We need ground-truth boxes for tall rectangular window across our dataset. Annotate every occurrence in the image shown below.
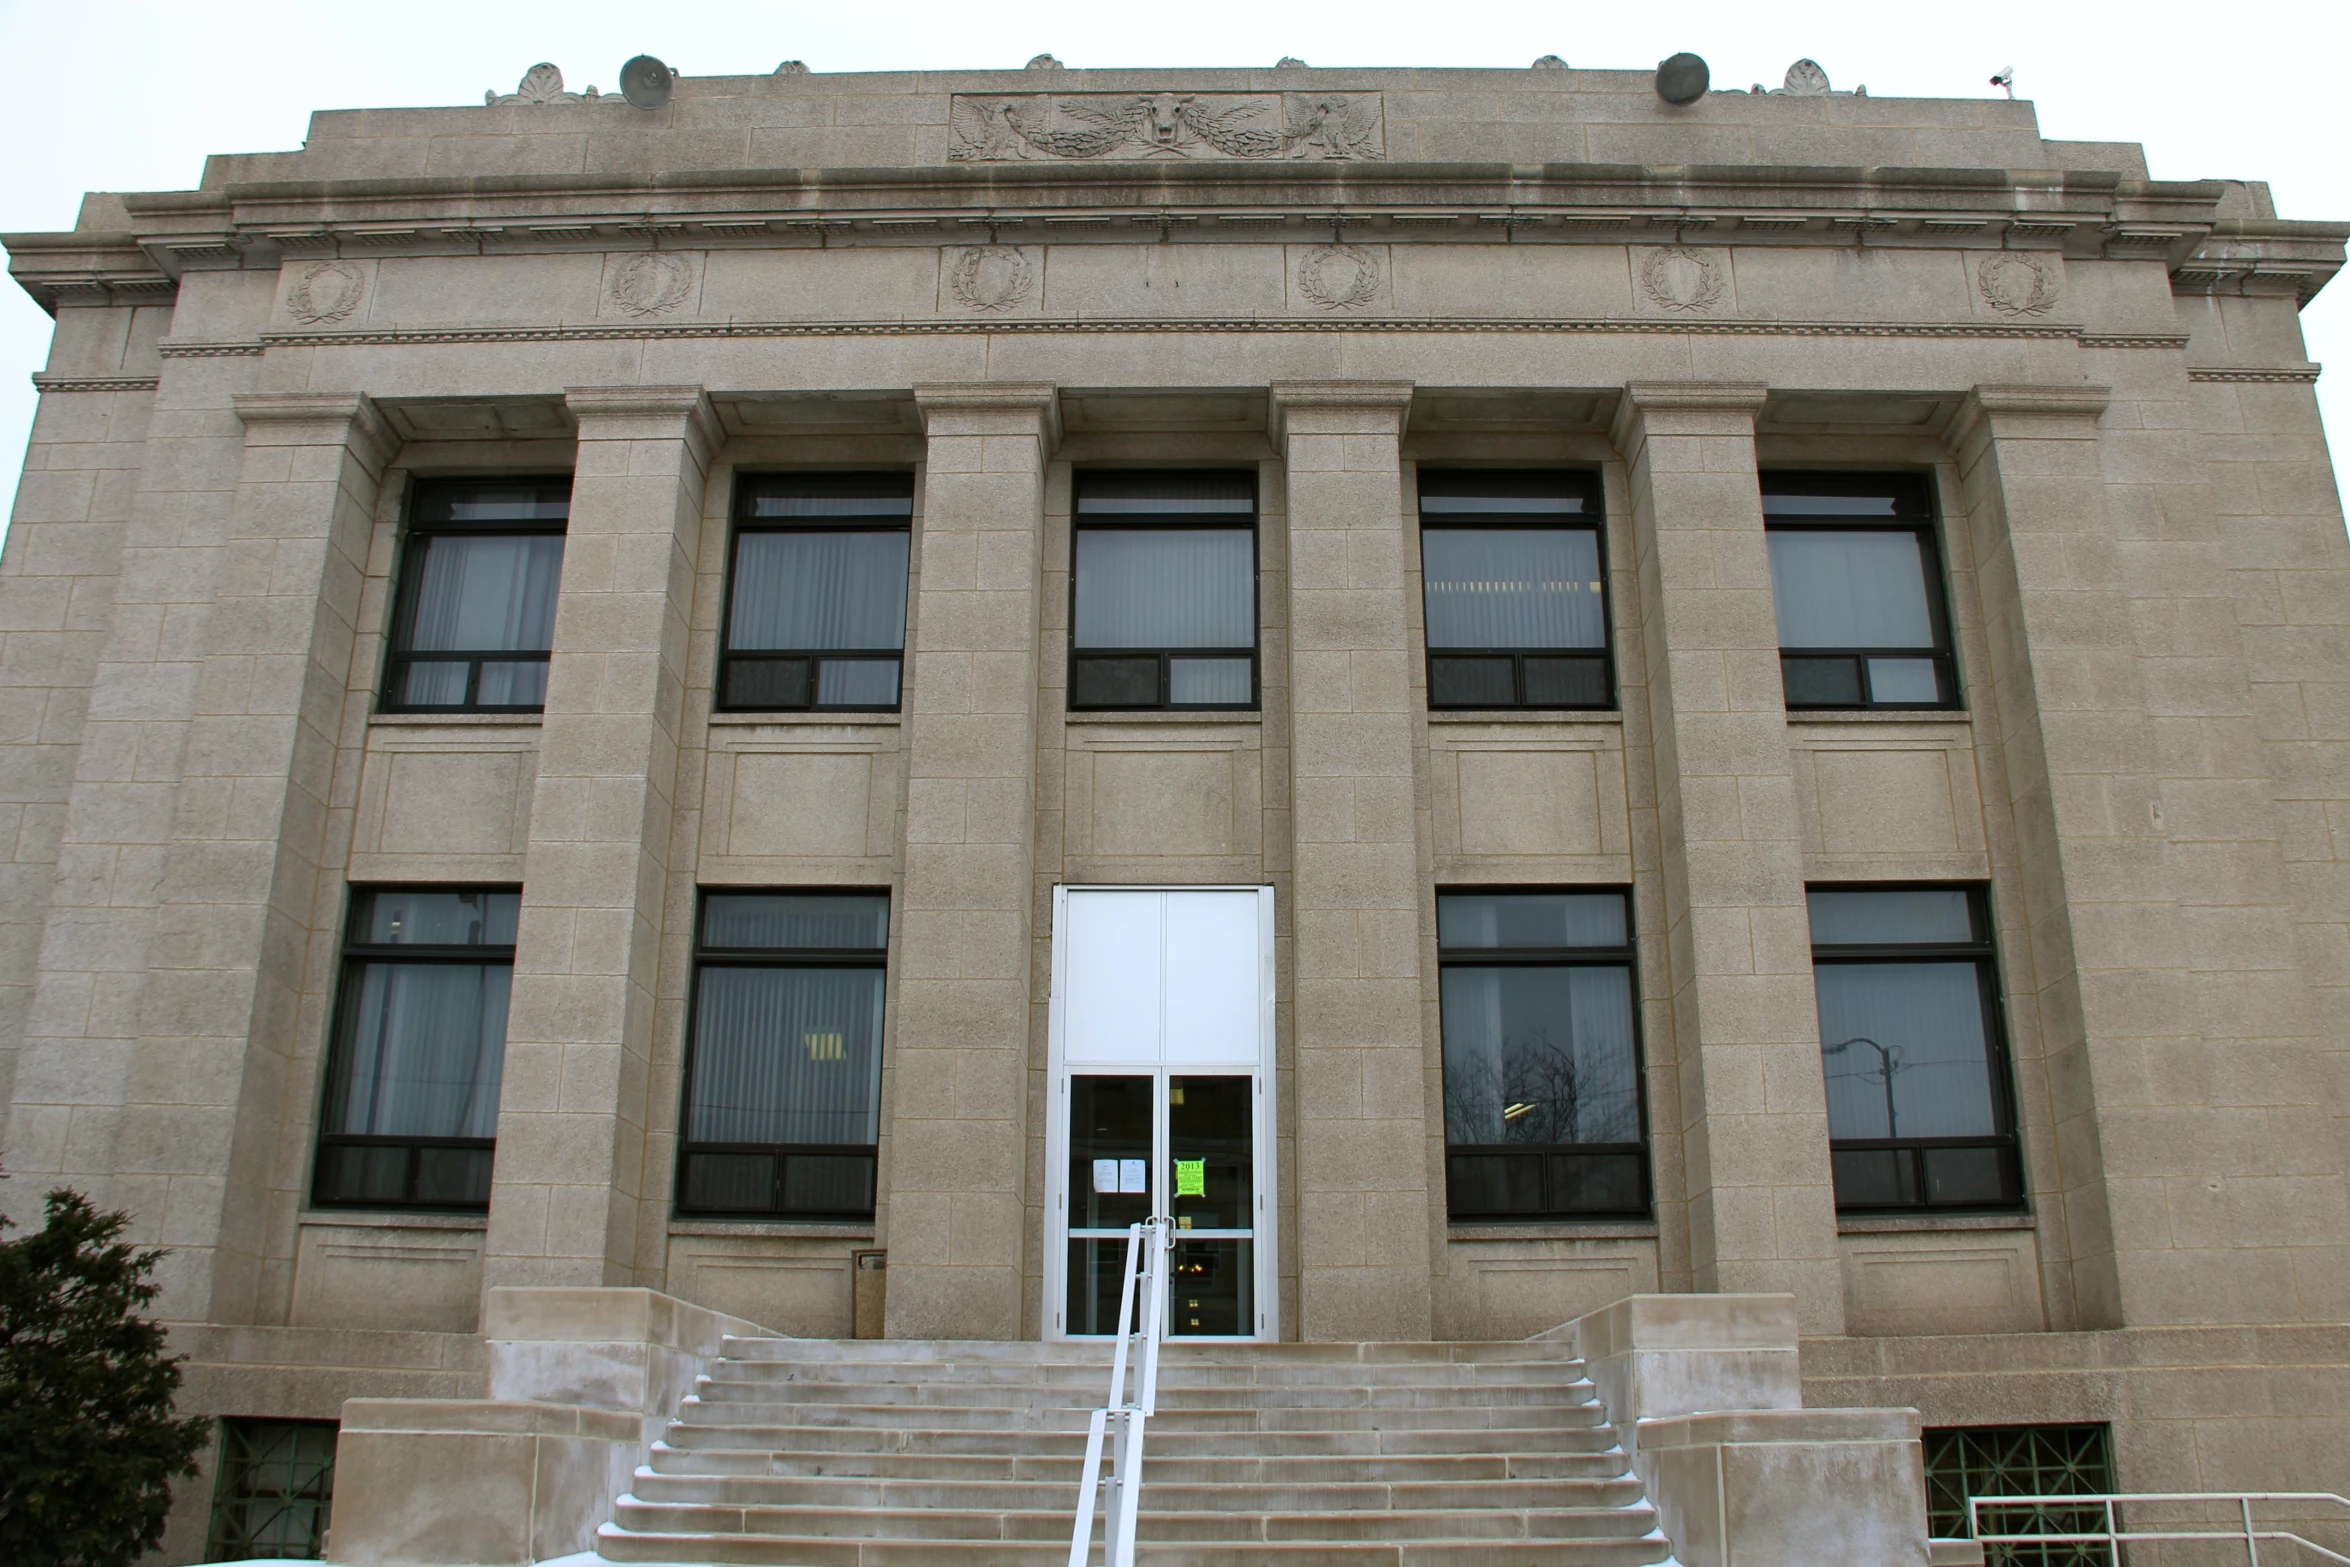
[1763,473,1958,710]
[721,472,914,711]
[1070,470,1257,711]
[1419,470,1612,709]
[206,1419,338,1562]
[383,478,569,713]
[679,892,889,1220]
[312,888,518,1211]
[1438,890,1647,1219]
[1809,886,2022,1212]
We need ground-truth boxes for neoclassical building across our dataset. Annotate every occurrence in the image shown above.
[4,50,2348,1566]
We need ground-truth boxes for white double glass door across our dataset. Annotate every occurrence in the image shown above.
[1046,886,1277,1342]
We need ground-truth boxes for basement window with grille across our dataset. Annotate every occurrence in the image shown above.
[1924,1423,2115,1566]
[206,1418,337,1562]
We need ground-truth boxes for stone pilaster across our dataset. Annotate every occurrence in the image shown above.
[1612,382,1844,1334]
[116,392,391,1322]
[483,387,716,1293]
[883,383,1056,1339]
[1949,384,2350,1328]
[1269,379,1435,1343]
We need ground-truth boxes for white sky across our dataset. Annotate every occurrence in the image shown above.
[2,0,2345,526]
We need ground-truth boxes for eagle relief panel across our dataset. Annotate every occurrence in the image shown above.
[948,91,1383,161]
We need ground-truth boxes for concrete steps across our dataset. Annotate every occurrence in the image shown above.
[592,1336,1675,1566]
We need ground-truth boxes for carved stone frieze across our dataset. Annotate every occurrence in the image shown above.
[1641,247,1724,312]
[1977,252,2058,316]
[947,91,1382,162]
[286,261,365,324]
[949,246,1034,312]
[1297,245,1381,310]
[610,253,695,316]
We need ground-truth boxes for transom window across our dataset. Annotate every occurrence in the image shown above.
[1438,890,1648,1220]
[720,472,914,712]
[383,477,568,713]
[1763,473,1958,710]
[1809,886,2022,1212]
[313,888,518,1212]
[679,892,890,1221]
[1419,470,1612,710]
[1069,470,1258,711]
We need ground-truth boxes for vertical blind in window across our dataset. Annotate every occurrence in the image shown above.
[385,479,569,712]
[1763,474,1956,710]
[314,888,519,1210]
[679,892,890,1220]
[722,473,915,711]
[1437,890,1647,1219]
[1418,471,1611,709]
[1808,886,2021,1211]
[1070,470,1258,710]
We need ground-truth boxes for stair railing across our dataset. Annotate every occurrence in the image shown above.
[1068,1215,1172,1567]
[1969,1490,2350,1564]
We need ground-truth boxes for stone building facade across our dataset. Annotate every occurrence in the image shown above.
[3,53,2348,1563]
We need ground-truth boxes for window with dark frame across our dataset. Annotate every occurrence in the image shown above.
[1069,470,1258,711]
[1808,885,2023,1213]
[312,888,517,1212]
[1924,1423,2115,1566]
[1438,890,1649,1220]
[1763,472,1959,710]
[1418,470,1613,710]
[720,472,915,712]
[678,892,889,1221]
[382,477,569,713]
[205,1418,338,1562]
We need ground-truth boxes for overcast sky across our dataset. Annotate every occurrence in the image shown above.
[2,0,2344,525]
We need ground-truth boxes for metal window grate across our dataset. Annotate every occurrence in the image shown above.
[1925,1423,2114,1567]
[206,1418,337,1562]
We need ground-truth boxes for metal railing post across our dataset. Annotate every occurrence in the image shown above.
[1069,1217,1171,1567]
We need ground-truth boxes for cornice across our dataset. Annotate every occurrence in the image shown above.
[30,373,160,393]
[2186,365,2321,383]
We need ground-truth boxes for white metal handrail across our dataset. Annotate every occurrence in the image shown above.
[1969,1491,2350,1565]
[1068,1216,1172,1567]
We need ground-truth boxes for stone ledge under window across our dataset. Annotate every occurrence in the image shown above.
[705,711,901,728]
[1786,709,1973,725]
[297,1208,488,1232]
[1064,709,1262,725]
[669,1219,877,1240]
[1838,1212,2035,1235]
[1427,709,1624,725]
[1448,1220,1658,1242]
[367,711,543,728]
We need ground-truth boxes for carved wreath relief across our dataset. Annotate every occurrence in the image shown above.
[949,92,1382,161]
[950,246,1033,312]
[611,253,695,316]
[1641,247,1723,312]
[1976,253,2058,316]
[286,261,365,324]
[1296,245,1381,310]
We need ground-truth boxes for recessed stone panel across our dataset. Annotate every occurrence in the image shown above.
[1811,747,1959,855]
[669,1242,854,1336]
[291,1222,484,1334]
[727,751,876,859]
[1456,748,1602,856]
[1091,748,1236,857]
[1841,1229,2045,1337]
[380,749,530,856]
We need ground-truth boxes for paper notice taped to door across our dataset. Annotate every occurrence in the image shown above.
[1175,1159,1206,1198]
[1092,1159,1119,1194]
[1119,1159,1147,1194]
